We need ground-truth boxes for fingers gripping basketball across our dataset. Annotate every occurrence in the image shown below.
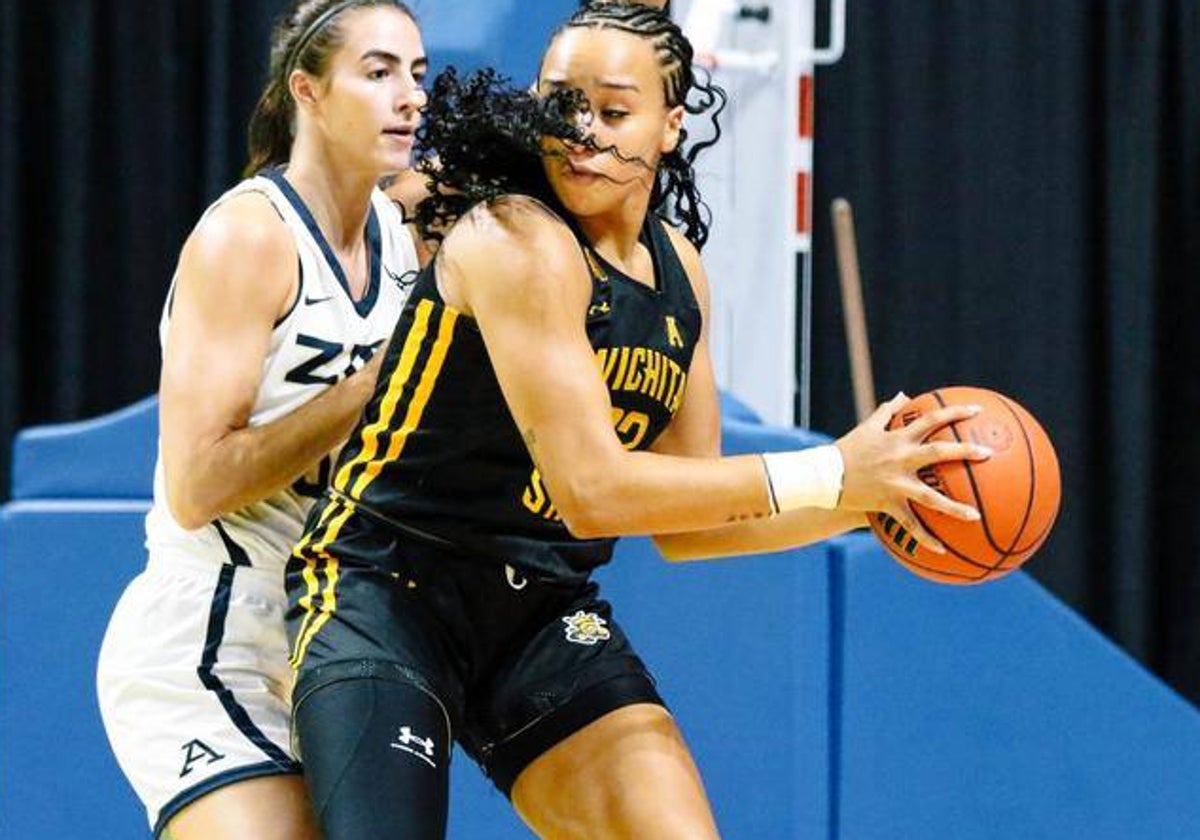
[868,386,1062,585]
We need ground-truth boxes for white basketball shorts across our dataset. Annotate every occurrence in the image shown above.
[97,553,301,836]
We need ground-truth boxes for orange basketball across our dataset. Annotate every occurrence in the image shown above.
[867,386,1061,584]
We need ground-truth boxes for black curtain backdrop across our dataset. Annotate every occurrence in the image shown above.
[2,2,1198,701]
[0,0,278,458]
[810,1,1200,698]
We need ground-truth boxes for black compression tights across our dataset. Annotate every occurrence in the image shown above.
[294,676,452,840]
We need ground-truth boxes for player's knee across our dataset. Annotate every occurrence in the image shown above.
[293,671,452,839]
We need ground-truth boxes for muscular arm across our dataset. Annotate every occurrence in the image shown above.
[159,194,382,529]
[440,199,789,540]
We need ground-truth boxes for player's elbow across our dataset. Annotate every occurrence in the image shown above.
[161,433,251,528]
[555,492,613,540]
[559,512,604,540]
[164,472,218,531]
[166,490,213,531]
[552,469,627,540]
[652,534,695,562]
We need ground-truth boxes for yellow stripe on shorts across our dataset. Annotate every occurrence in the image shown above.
[289,498,356,669]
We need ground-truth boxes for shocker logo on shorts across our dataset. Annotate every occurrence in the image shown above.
[562,610,611,646]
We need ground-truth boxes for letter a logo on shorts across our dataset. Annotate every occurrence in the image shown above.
[179,739,225,778]
[562,610,611,646]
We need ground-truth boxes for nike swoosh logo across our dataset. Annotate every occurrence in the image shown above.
[304,294,334,305]
[386,267,418,289]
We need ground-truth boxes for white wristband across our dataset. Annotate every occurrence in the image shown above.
[761,445,845,514]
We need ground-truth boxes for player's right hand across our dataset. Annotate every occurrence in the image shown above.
[835,392,991,552]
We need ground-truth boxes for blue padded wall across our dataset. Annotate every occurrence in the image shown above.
[6,387,1200,839]
[11,396,157,501]
[0,503,150,837]
[830,534,1200,840]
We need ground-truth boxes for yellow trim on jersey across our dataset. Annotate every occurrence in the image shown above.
[289,499,355,669]
[583,249,609,283]
[347,305,458,498]
[333,300,435,495]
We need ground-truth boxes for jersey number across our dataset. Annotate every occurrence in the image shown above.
[285,334,382,386]
[285,333,382,498]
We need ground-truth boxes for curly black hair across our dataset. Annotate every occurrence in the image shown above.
[413,0,725,249]
[410,67,589,236]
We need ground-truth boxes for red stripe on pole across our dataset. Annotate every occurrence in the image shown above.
[796,171,811,235]
[799,75,815,138]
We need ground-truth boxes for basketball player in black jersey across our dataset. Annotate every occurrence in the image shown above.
[285,3,991,837]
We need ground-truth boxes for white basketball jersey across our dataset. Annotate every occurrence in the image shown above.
[144,171,418,573]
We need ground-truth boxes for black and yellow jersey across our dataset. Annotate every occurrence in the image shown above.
[324,210,702,581]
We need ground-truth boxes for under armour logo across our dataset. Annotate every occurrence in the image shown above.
[391,725,437,768]
[179,739,225,778]
[588,301,612,319]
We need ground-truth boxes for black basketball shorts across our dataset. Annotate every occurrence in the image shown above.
[285,499,664,798]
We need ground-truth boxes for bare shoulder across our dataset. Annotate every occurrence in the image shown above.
[450,195,577,258]
[438,196,588,310]
[184,190,294,271]
[660,220,711,312]
[175,190,297,319]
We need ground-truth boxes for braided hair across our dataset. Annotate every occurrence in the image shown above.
[414,0,725,248]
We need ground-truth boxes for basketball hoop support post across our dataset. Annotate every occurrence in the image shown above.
[792,0,846,428]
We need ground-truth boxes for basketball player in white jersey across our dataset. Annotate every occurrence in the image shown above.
[96,3,426,837]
